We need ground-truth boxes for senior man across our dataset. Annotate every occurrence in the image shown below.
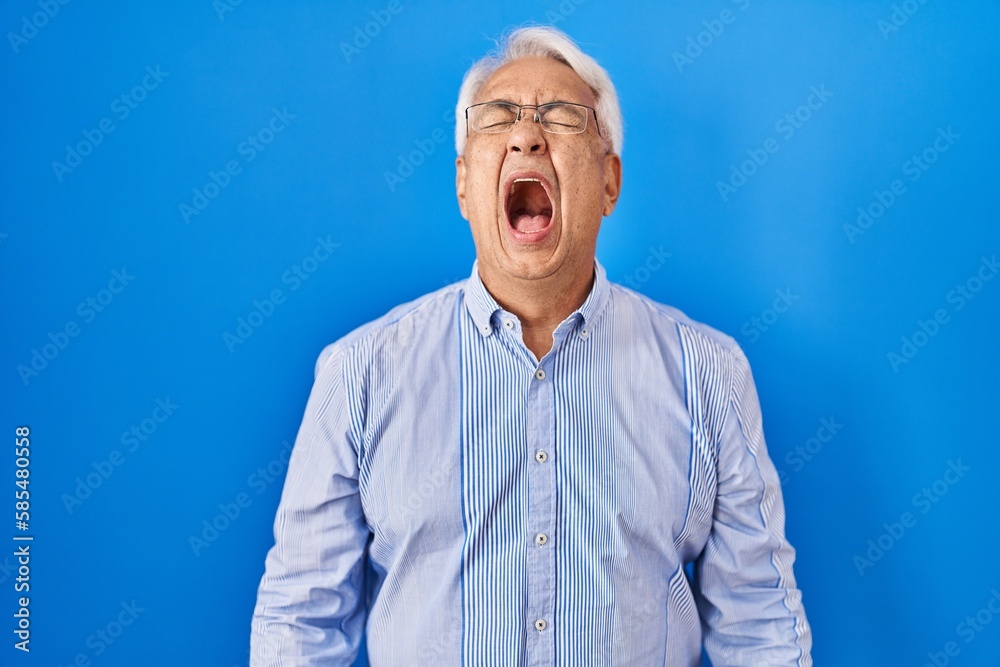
[251,25,812,666]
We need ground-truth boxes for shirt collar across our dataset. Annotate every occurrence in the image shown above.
[464,257,611,337]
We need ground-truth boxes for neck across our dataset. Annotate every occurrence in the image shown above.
[478,257,595,359]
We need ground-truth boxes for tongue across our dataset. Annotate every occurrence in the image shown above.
[512,212,551,233]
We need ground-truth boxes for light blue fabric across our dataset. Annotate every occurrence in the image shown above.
[251,259,812,666]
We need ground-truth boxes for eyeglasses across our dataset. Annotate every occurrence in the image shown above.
[465,101,601,137]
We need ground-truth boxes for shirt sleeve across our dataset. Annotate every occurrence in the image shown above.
[250,344,370,666]
[694,344,813,666]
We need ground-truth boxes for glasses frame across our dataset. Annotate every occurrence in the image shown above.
[465,101,602,138]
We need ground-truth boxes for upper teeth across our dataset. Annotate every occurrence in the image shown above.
[510,178,540,195]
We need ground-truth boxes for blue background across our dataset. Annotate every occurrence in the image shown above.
[3,1,999,665]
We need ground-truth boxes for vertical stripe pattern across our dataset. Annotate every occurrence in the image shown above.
[250,259,813,666]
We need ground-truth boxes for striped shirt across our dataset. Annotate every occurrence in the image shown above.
[250,258,812,666]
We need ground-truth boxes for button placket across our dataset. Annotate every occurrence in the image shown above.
[525,357,556,664]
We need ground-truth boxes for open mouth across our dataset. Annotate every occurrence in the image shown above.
[505,176,553,235]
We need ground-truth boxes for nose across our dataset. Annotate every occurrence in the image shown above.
[506,107,547,155]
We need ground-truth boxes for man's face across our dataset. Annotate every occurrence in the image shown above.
[456,56,621,284]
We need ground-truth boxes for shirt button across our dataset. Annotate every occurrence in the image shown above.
[580,328,590,338]
[534,619,547,632]
[535,450,547,463]
[503,320,514,329]
[534,369,546,381]
[535,533,548,546]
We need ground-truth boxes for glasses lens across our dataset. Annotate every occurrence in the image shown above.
[539,104,588,134]
[472,103,519,132]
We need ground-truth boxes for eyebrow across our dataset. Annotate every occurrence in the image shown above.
[481,99,583,107]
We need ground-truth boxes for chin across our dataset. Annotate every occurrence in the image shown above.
[493,243,567,282]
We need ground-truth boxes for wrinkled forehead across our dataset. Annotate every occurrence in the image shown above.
[475,56,596,107]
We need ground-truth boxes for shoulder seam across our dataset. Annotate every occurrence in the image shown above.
[611,283,736,350]
[331,281,465,356]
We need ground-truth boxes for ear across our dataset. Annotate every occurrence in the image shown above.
[456,155,469,220]
[602,152,622,217]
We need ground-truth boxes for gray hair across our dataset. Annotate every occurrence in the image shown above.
[454,25,623,156]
